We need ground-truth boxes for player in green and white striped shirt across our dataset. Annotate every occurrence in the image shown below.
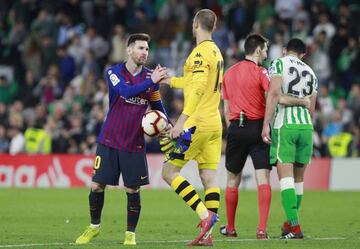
[261,38,318,239]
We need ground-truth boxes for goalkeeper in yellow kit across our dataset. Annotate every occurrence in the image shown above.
[161,9,224,246]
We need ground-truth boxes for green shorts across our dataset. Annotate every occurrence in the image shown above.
[270,127,313,165]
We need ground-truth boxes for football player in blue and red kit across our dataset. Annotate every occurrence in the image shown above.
[76,33,169,245]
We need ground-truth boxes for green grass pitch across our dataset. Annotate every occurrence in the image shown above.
[1,188,359,249]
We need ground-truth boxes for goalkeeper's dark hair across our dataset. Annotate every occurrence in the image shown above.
[127,33,151,47]
[244,33,269,55]
[194,9,217,32]
[286,38,306,55]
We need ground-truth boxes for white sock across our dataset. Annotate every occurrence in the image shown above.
[295,182,304,195]
[90,224,100,228]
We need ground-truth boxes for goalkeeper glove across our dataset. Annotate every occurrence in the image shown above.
[165,126,196,162]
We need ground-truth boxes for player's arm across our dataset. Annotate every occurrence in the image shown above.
[171,53,210,138]
[149,84,171,123]
[222,75,231,127]
[261,59,282,144]
[170,76,185,89]
[279,95,310,108]
[262,75,282,144]
[106,67,166,98]
[308,76,318,116]
[223,100,230,127]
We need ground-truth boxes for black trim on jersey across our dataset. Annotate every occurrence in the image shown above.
[244,59,257,65]
[193,70,204,73]
[197,39,214,46]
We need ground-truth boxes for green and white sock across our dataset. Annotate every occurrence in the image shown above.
[280,177,299,226]
[295,182,304,210]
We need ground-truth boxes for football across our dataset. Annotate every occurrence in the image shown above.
[141,110,168,136]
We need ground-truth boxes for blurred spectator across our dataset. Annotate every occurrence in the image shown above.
[109,24,128,64]
[21,36,42,79]
[81,27,109,60]
[313,12,336,40]
[268,31,285,62]
[68,35,87,71]
[24,126,51,154]
[0,124,9,153]
[0,75,18,105]
[8,125,25,155]
[275,0,302,29]
[310,31,331,86]
[337,36,360,91]
[322,110,344,145]
[57,45,76,90]
[318,84,334,118]
[348,84,360,125]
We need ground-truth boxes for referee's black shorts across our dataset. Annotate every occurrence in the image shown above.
[225,118,271,174]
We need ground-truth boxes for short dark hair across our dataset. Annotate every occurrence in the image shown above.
[127,33,151,47]
[244,33,268,55]
[286,38,306,55]
[194,9,217,32]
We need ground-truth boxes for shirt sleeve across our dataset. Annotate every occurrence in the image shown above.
[222,73,229,100]
[183,52,209,116]
[268,59,283,77]
[170,76,184,88]
[105,68,155,98]
[260,67,270,91]
[149,84,171,124]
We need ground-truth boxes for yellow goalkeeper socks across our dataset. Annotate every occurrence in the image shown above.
[204,187,220,214]
[171,175,208,219]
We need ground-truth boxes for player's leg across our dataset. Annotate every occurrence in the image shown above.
[221,121,249,237]
[76,144,120,244]
[294,164,306,209]
[123,186,140,245]
[294,129,313,210]
[272,128,303,239]
[75,181,105,244]
[198,131,222,216]
[220,171,241,237]
[254,169,271,239]
[250,131,272,239]
[196,166,219,246]
[162,131,217,245]
[187,131,221,246]
[162,162,209,220]
[120,151,150,245]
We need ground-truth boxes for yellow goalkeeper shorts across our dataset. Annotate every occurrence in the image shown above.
[168,130,222,169]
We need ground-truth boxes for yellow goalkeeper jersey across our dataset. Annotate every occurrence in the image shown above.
[170,40,224,132]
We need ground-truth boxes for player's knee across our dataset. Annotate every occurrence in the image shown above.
[161,165,171,184]
[125,186,140,193]
[161,163,179,185]
[91,182,105,192]
[255,169,270,185]
[199,170,217,188]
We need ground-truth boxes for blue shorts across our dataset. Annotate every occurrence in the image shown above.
[92,143,149,187]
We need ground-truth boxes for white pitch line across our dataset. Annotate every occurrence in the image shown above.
[0,237,350,248]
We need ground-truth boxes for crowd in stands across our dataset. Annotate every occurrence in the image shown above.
[0,0,359,157]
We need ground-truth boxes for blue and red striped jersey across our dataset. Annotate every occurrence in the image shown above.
[97,63,167,152]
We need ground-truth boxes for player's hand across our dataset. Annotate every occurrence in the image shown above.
[158,75,170,85]
[170,122,183,139]
[302,96,311,109]
[158,123,172,139]
[159,137,176,154]
[151,65,168,83]
[261,123,272,144]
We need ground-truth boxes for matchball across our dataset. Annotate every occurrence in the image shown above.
[141,110,168,136]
